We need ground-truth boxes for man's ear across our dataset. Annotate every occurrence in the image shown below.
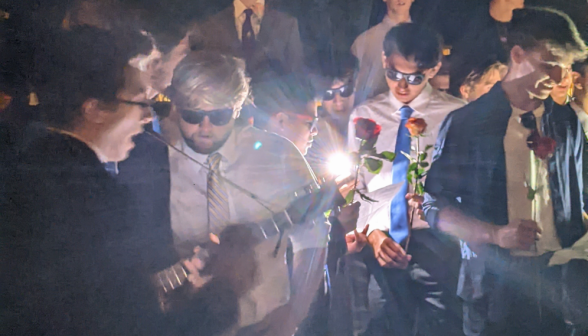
[459,85,470,101]
[275,112,289,130]
[81,98,108,124]
[427,61,442,78]
[510,45,526,65]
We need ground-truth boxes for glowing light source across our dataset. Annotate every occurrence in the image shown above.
[327,152,353,179]
[254,141,263,150]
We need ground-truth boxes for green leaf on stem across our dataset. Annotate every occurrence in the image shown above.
[424,144,434,152]
[346,189,356,204]
[364,158,383,174]
[406,171,414,184]
[408,162,418,172]
[401,151,412,161]
[415,182,425,195]
[419,152,428,161]
[378,151,396,161]
[324,209,332,218]
[416,168,425,179]
[419,161,429,168]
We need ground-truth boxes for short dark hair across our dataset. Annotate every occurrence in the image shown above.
[508,7,588,63]
[34,26,142,128]
[325,53,359,85]
[383,23,443,70]
[251,72,315,129]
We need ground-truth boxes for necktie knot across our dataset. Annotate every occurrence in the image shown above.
[207,153,223,171]
[400,106,413,120]
[244,8,254,18]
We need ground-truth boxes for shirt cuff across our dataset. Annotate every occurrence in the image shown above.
[289,218,331,253]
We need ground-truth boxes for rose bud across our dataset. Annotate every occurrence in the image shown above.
[533,137,556,160]
[405,117,427,136]
[354,117,382,141]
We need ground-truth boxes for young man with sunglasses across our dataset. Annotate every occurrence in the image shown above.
[346,22,465,335]
[424,7,588,336]
[250,72,318,155]
[166,51,329,336]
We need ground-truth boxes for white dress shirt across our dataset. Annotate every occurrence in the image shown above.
[169,125,329,326]
[505,105,561,257]
[234,0,264,41]
[351,16,410,105]
[348,84,465,234]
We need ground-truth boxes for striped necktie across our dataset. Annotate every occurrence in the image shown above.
[207,152,230,235]
[389,105,413,245]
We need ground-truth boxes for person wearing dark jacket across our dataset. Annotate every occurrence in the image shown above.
[423,8,588,336]
[0,27,168,335]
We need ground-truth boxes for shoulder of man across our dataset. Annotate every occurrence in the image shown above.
[351,91,391,117]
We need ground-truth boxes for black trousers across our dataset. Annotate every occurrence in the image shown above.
[362,229,463,336]
[465,252,588,336]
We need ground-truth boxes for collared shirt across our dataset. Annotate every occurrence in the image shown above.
[505,105,560,256]
[571,101,588,138]
[348,84,465,234]
[351,16,410,105]
[169,125,329,326]
[234,0,265,41]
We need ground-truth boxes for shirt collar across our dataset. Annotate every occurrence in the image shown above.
[388,83,434,115]
[381,15,411,29]
[234,0,265,19]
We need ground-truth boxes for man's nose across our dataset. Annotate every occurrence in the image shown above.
[398,78,409,89]
[200,115,213,130]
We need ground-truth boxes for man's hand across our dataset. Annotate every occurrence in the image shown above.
[337,201,360,233]
[182,246,211,290]
[367,229,412,269]
[346,225,369,254]
[406,193,425,220]
[493,219,542,250]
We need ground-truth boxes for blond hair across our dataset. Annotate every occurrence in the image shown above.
[170,51,250,111]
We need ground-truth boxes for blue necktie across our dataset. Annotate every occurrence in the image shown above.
[389,106,413,244]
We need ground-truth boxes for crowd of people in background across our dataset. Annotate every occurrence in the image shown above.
[1,0,588,336]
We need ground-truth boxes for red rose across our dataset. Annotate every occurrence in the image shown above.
[354,117,382,141]
[532,136,556,160]
[405,117,427,136]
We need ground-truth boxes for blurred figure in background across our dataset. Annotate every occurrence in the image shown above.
[352,0,413,105]
[450,0,524,97]
[458,60,507,102]
[306,55,358,177]
[189,0,304,79]
[430,54,451,93]
[571,60,588,135]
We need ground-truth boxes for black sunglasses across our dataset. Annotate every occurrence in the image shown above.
[385,68,425,85]
[179,107,234,126]
[519,111,540,150]
[324,83,354,101]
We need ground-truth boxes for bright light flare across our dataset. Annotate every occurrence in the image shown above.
[327,152,353,180]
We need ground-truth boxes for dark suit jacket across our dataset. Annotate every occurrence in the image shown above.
[190,5,305,77]
[1,131,170,335]
[424,83,586,249]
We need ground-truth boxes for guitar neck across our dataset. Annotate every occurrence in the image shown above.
[153,261,189,293]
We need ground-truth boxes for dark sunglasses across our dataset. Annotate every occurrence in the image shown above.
[118,99,153,109]
[519,111,540,150]
[179,107,234,126]
[323,83,354,101]
[385,68,425,85]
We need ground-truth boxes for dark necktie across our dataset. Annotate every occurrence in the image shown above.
[389,106,413,245]
[242,8,256,60]
[207,153,230,235]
